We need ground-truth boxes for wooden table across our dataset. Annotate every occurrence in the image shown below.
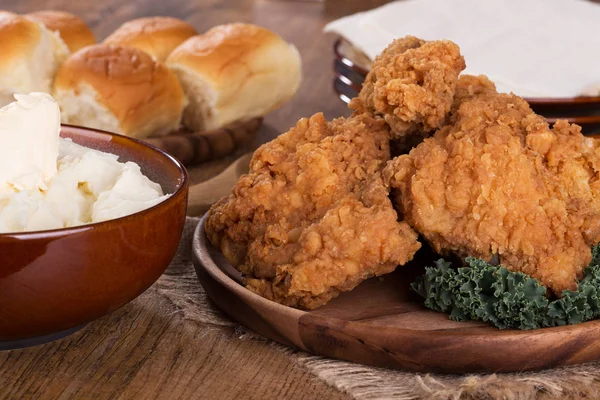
[0,1,390,398]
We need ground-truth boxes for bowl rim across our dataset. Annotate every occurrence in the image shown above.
[0,124,188,239]
[333,37,600,105]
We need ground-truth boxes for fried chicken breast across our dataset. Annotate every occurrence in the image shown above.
[206,112,421,309]
[350,36,466,141]
[384,92,600,295]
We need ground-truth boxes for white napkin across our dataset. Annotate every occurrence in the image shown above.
[325,0,600,98]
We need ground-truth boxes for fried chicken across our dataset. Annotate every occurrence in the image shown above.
[383,91,600,295]
[206,112,421,309]
[452,74,497,111]
[350,36,466,141]
[389,74,496,157]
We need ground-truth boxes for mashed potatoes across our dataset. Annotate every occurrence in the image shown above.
[0,93,169,233]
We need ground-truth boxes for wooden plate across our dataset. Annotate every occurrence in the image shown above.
[192,214,600,373]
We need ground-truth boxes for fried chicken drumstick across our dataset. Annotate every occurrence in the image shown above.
[206,113,421,309]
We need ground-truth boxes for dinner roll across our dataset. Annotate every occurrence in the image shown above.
[0,13,69,107]
[26,10,96,53]
[104,17,197,62]
[53,44,186,138]
[166,23,301,131]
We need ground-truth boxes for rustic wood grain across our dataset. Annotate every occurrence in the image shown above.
[193,215,600,374]
[0,0,392,398]
[0,284,348,400]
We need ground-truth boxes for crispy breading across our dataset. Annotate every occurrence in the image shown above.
[453,74,497,110]
[350,36,466,140]
[389,74,496,156]
[206,112,421,309]
[384,92,600,295]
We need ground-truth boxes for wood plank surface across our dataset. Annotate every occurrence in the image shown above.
[0,0,390,398]
[0,284,348,400]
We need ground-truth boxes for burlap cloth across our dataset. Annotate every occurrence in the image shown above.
[158,217,600,400]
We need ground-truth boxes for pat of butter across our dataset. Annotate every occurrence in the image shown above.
[0,93,60,193]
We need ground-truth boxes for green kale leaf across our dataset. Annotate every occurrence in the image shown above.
[411,244,600,330]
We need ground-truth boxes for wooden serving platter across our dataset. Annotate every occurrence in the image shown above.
[192,214,600,373]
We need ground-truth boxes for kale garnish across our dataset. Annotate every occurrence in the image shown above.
[411,244,600,330]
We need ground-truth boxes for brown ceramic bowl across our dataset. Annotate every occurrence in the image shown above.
[0,125,188,348]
